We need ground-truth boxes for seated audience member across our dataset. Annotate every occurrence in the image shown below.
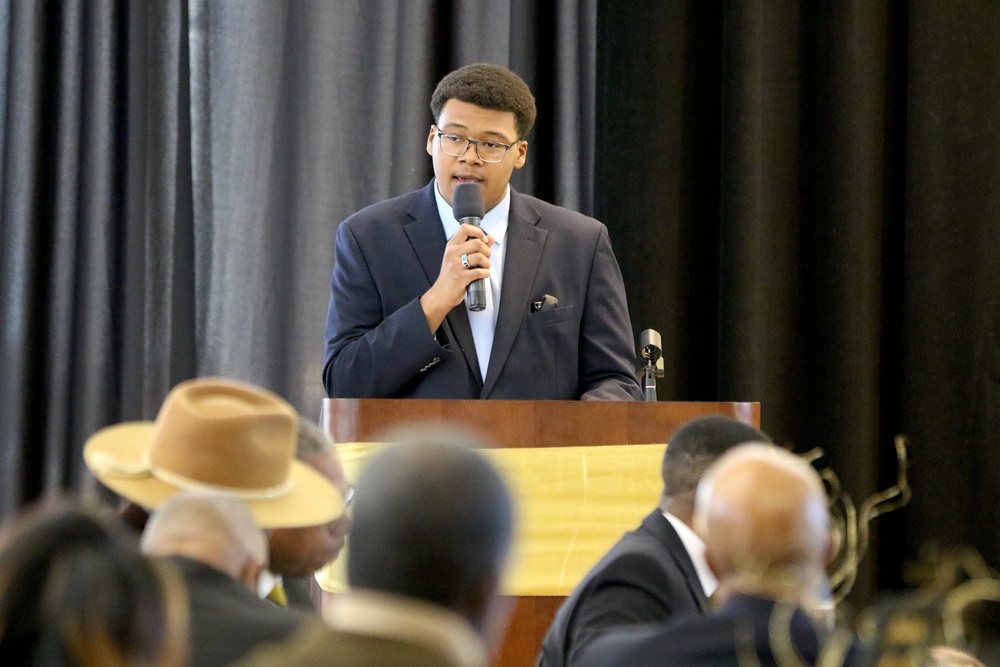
[0,503,187,666]
[83,378,344,665]
[267,418,353,610]
[142,493,312,667]
[580,443,849,667]
[538,415,772,666]
[233,426,516,667]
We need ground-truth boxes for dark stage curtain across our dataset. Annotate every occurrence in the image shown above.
[2,0,998,605]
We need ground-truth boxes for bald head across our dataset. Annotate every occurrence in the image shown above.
[694,443,830,604]
[141,493,268,587]
[347,427,514,635]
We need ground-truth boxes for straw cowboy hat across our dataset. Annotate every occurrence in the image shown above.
[84,377,342,528]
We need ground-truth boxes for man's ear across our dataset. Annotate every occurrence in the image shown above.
[705,548,721,579]
[823,529,837,567]
[513,140,528,169]
[238,556,264,593]
[477,571,514,655]
[427,126,437,156]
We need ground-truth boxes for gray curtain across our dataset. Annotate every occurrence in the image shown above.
[0,0,595,513]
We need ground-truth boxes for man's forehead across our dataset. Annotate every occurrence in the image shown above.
[437,99,518,139]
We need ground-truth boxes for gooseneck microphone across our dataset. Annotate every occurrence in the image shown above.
[638,329,663,402]
[452,182,487,312]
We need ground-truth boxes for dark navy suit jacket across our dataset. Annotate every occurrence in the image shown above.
[171,556,309,667]
[323,182,642,401]
[537,510,711,666]
[578,594,855,667]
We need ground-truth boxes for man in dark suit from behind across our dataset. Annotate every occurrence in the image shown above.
[537,415,772,666]
[232,427,516,667]
[141,492,311,667]
[580,443,846,667]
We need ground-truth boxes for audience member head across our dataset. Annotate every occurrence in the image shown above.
[694,443,831,606]
[430,63,537,140]
[84,377,342,529]
[930,645,986,667]
[346,426,514,642]
[0,502,187,667]
[660,415,772,522]
[268,418,353,577]
[141,492,268,593]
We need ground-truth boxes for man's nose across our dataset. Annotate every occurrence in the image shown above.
[459,141,483,164]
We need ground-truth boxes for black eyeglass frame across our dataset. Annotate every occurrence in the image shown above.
[434,127,515,163]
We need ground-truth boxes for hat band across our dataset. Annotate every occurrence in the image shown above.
[152,464,294,501]
[90,451,293,501]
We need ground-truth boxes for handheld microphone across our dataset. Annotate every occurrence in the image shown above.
[452,182,487,312]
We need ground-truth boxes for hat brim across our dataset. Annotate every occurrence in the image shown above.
[84,422,343,529]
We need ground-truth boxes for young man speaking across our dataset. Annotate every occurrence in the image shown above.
[324,63,641,401]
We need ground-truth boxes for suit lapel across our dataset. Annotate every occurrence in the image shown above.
[644,511,712,613]
[482,191,546,397]
[403,183,481,382]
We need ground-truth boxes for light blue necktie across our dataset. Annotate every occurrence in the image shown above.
[468,254,496,382]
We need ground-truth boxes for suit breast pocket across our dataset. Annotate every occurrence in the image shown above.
[527,304,575,328]
[524,305,577,393]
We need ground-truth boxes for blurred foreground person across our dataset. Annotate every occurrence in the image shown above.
[539,415,772,666]
[931,645,986,666]
[267,418,353,609]
[234,427,516,667]
[581,443,854,667]
[142,493,311,667]
[0,503,187,666]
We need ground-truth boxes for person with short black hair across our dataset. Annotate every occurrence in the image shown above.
[232,426,516,667]
[323,62,641,401]
[538,415,772,666]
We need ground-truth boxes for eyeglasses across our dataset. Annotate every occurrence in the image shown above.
[435,128,514,163]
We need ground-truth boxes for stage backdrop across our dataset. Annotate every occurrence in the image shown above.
[2,0,998,606]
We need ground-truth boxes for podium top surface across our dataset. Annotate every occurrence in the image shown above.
[322,399,759,449]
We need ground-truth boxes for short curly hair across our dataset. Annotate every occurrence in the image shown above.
[430,63,537,140]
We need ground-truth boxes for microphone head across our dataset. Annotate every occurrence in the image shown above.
[453,182,485,220]
[639,329,662,363]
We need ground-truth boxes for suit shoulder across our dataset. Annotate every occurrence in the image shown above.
[514,192,607,236]
[339,188,426,235]
[581,521,678,582]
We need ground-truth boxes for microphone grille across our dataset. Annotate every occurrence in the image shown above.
[453,182,485,220]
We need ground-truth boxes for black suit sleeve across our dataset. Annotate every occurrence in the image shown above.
[564,552,690,664]
[323,221,449,398]
[577,226,642,401]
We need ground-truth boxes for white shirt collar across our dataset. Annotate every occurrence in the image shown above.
[433,180,510,248]
[663,510,718,598]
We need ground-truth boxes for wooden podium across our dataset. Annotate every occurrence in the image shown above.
[322,398,759,666]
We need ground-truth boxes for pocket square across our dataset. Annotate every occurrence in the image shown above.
[530,294,559,312]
